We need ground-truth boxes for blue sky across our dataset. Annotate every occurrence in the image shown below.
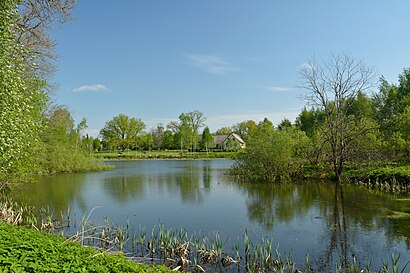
[53,1,410,137]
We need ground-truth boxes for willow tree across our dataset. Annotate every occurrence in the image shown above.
[299,53,375,182]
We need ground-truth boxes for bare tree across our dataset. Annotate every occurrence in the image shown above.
[299,52,375,182]
[16,0,77,81]
[151,124,165,150]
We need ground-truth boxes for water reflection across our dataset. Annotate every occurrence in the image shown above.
[11,160,410,270]
[103,175,147,204]
[232,182,319,229]
[320,183,348,269]
[16,173,88,214]
[102,161,209,204]
[231,180,410,268]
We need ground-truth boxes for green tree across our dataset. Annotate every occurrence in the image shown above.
[300,53,375,182]
[92,138,101,152]
[215,126,233,135]
[200,127,214,153]
[139,132,154,151]
[179,110,206,152]
[161,130,175,150]
[232,120,257,142]
[0,0,47,188]
[39,107,96,172]
[100,114,145,151]
[233,118,309,182]
[372,69,410,161]
[295,107,325,138]
[277,118,293,130]
[167,120,191,152]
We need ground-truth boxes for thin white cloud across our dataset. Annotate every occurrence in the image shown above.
[183,53,235,75]
[72,84,110,93]
[263,86,295,93]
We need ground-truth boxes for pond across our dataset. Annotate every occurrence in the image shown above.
[15,160,410,271]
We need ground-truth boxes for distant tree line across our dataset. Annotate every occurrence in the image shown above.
[97,110,255,153]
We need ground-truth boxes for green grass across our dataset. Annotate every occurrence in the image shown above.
[344,163,410,192]
[0,222,172,273]
[92,150,239,160]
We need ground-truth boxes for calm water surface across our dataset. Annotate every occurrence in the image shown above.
[16,160,410,270]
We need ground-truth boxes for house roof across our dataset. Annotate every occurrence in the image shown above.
[213,134,228,144]
[230,133,245,144]
[213,133,245,145]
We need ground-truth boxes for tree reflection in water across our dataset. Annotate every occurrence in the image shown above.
[10,160,410,271]
[231,179,410,270]
[321,183,348,270]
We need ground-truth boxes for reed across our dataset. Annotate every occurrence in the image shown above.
[1,199,409,273]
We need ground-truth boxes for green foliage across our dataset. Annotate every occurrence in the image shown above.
[38,107,105,173]
[178,110,206,151]
[161,130,175,150]
[295,108,325,138]
[277,118,292,130]
[345,164,410,192]
[232,120,257,142]
[200,127,214,151]
[0,0,47,187]
[0,222,172,273]
[233,118,309,182]
[215,126,233,135]
[100,114,146,151]
[92,138,101,151]
[372,70,410,162]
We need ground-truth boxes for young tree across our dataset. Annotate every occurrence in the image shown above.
[299,52,375,182]
[161,130,175,150]
[100,114,145,151]
[139,132,154,152]
[167,120,190,152]
[200,127,214,153]
[40,107,96,172]
[179,111,206,152]
[92,138,101,152]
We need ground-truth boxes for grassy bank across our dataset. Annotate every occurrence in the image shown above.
[93,150,239,160]
[344,164,410,192]
[299,163,410,192]
[0,221,171,273]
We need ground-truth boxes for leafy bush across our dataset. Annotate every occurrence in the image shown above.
[232,120,309,183]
